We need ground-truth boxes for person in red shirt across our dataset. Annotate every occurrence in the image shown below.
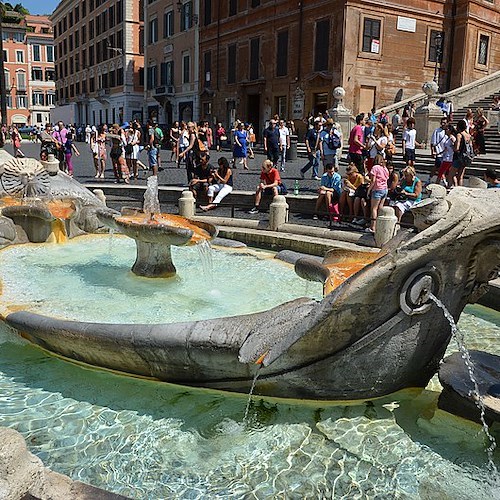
[348,113,366,174]
[248,159,286,214]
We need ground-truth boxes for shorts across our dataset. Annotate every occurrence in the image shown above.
[437,161,452,178]
[147,146,158,167]
[404,149,415,162]
[371,189,388,200]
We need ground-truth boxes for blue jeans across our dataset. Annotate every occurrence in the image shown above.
[301,151,320,177]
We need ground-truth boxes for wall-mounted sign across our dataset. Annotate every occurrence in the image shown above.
[397,17,416,33]
[371,39,380,54]
[292,87,305,119]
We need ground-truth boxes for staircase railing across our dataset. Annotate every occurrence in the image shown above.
[377,70,500,115]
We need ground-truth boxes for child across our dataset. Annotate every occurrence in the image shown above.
[402,117,423,167]
[64,132,80,176]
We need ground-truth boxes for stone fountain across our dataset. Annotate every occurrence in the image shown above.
[0,150,499,405]
[96,176,217,278]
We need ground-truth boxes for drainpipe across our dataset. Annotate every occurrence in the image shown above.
[446,0,456,91]
[297,1,303,82]
[216,0,220,91]
[0,13,8,129]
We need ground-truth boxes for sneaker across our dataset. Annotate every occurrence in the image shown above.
[300,171,305,179]
[280,167,285,172]
[365,227,375,233]
[313,176,321,181]
[312,214,318,220]
[248,207,259,215]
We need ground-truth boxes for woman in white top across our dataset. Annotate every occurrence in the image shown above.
[177,121,190,168]
[436,124,456,187]
[366,123,388,172]
[124,125,141,179]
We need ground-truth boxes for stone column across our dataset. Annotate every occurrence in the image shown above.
[329,87,354,177]
[415,81,444,147]
[269,195,289,231]
[178,190,195,218]
[375,206,398,248]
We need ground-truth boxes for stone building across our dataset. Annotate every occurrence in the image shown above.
[199,0,500,138]
[144,0,200,124]
[1,13,55,127]
[51,0,144,126]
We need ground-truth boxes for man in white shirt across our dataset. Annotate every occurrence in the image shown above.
[429,118,448,182]
[402,118,423,167]
[278,120,290,172]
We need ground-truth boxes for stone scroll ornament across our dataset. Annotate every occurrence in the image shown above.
[0,158,51,198]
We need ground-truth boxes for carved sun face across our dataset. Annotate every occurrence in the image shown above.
[0,158,51,198]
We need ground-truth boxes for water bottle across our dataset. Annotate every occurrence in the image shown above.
[294,179,299,195]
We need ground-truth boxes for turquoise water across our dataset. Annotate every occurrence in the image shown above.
[0,306,499,498]
[0,235,322,323]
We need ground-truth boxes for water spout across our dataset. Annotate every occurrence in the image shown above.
[243,366,262,424]
[429,293,497,471]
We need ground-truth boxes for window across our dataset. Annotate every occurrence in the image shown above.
[117,0,123,23]
[16,71,26,91]
[117,68,124,86]
[16,95,27,108]
[69,12,73,26]
[75,5,79,22]
[227,44,236,84]
[69,35,73,51]
[46,45,54,62]
[32,67,43,80]
[89,20,94,39]
[229,0,237,16]
[81,49,86,67]
[4,70,10,91]
[204,51,211,87]
[75,31,79,48]
[249,38,260,80]
[33,45,42,61]
[204,0,211,25]
[45,69,55,81]
[81,25,86,44]
[251,0,260,6]
[314,19,330,71]
[47,93,55,106]
[36,113,43,123]
[181,2,193,31]
[428,31,444,63]
[276,30,288,77]
[147,65,157,89]
[183,54,190,84]
[164,10,174,37]
[109,5,115,28]
[16,50,24,63]
[13,32,24,43]
[149,18,158,44]
[89,45,95,65]
[89,77,95,92]
[82,0,86,17]
[478,34,489,66]
[161,60,174,85]
[32,92,44,106]
[2,49,7,62]
[362,18,381,54]
[276,96,287,118]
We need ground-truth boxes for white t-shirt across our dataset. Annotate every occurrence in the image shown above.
[403,129,417,149]
[278,126,290,146]
[431,127,447,156]
[369,135,388,158]
[442,136,455,162]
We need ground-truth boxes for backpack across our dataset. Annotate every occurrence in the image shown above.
[154,126,164,146]
[460,135,475,166]
[326,131,341,150]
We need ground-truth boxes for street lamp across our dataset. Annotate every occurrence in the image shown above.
[433,32,443,83]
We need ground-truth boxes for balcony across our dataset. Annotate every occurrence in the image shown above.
[154,85,175,96]
[96,88,110,103]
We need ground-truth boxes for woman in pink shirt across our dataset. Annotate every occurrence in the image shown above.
[366,154,389,233]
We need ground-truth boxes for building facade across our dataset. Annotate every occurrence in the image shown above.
[51,0,144,126]
[1,13,55,127]
[198,0,500,138]
[144,0,200,125]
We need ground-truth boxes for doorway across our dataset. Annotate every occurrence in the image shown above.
[247,94,260,140]
[313,92,328,116]
[359,86,376,115]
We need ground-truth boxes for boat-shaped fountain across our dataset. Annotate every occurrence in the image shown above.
[0,155,499,406]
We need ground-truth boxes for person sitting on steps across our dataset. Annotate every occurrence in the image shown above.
[313,163,341,220]
[248,159,287,214]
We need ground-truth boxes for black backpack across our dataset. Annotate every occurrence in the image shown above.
[326,131,341,150]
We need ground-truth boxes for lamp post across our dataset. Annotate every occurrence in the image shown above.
[433,32,443,84]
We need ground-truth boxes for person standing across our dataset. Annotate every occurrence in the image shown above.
[178,121,198,182]
[348,114,366,174]
[53,121,68,171]
[124,124,141,180]
[319,119,341,172]
[63,131,80,177]
[300,120,322,180]
[11,126,24,158]
[232,121,249,170]
[278,119,290,172]
[263,119,280,167]
[146,120,159,176]
[429,118,448,183]
[169,120,180,162]
[366,154,389,233]
[215,122,226,152]
[391,109,401,137]
[402,118,422,167]
[85,124,92,144]
[473,108,489,155]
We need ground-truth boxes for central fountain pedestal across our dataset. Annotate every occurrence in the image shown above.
[97,208,217,278]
